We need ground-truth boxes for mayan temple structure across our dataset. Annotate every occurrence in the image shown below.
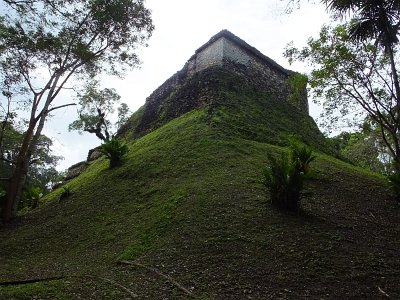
[118,29,309,139]
[184,29,308,112]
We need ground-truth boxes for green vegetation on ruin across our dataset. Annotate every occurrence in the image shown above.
[1,68,398,299]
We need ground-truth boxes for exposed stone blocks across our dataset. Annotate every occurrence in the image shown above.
[193,37,225,72]
[64,161,88,181]
[125,30,309,138]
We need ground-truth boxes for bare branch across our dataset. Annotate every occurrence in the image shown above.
[47,103,76,114]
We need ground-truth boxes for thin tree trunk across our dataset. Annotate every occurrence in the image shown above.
[10,159,29,217]
[0,94,13,157]
[2,121,35,222]
[10,105,49,216]
[2,69,63,222]
[387,45,400,171]
[9,121,45,217]
[388,48,400,112]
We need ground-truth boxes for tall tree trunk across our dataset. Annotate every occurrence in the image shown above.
[9,115,48,218]
[387,45,400,171]
[388,48,400,109]
[2,70,62,222]
[10,159,29,217]
[0,93,14,164]
[2,121,35,222]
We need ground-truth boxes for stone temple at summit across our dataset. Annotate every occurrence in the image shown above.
[182,29,308,113]
[118,29,309,138]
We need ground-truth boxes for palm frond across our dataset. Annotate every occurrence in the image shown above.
[322,0,359,17]
[349,18,377,40]
[324,0,400,48]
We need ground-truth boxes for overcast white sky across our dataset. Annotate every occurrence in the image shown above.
[43,0,332,171]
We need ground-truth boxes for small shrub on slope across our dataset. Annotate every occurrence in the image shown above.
[100,137,129,169]
[289,137,316,174]
[60,186,72,201]
[22,186,43,209]
[261,139,315,212]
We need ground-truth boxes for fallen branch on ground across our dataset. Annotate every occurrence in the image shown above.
[0,276,64,286]
[117,260,193,297]
[82,274,137,298]
[0,274,137,298]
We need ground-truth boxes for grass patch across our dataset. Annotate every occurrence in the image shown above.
[0,280,70,300]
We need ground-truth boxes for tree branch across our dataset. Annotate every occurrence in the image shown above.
[47,103,76,114]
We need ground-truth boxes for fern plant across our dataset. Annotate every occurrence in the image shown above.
[289,137,316,174]
[261,139,315,212]
[22,186,43,209]
[100,137,129,168]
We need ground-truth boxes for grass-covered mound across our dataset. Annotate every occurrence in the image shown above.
[0,107,399,299]
[121,67,331,153]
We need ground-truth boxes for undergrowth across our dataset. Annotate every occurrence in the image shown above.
[261,138,316,211]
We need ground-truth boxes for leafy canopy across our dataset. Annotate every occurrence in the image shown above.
[284,24,400,166]
[0,0,154,78]
[0,121,62,193]
[68,80,130,141]
[322,0,400,51]
[331,117,394,174]
[0,0,153,222]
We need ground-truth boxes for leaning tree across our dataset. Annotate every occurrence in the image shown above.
[0,0,154,222]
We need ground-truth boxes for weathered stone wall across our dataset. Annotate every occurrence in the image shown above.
[222,38,251,66]
[187,34,307,113]
[193,37,225,73]
[64,161,88,181]
[87,147,103,162]
[122,30,309,138]
[206,37,307,113]
[55,147,102,188]
[136,68,189,135]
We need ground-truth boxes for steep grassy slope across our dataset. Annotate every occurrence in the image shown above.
[121,67,331,153]
[1,65,400,298]
[1,107,399,299]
